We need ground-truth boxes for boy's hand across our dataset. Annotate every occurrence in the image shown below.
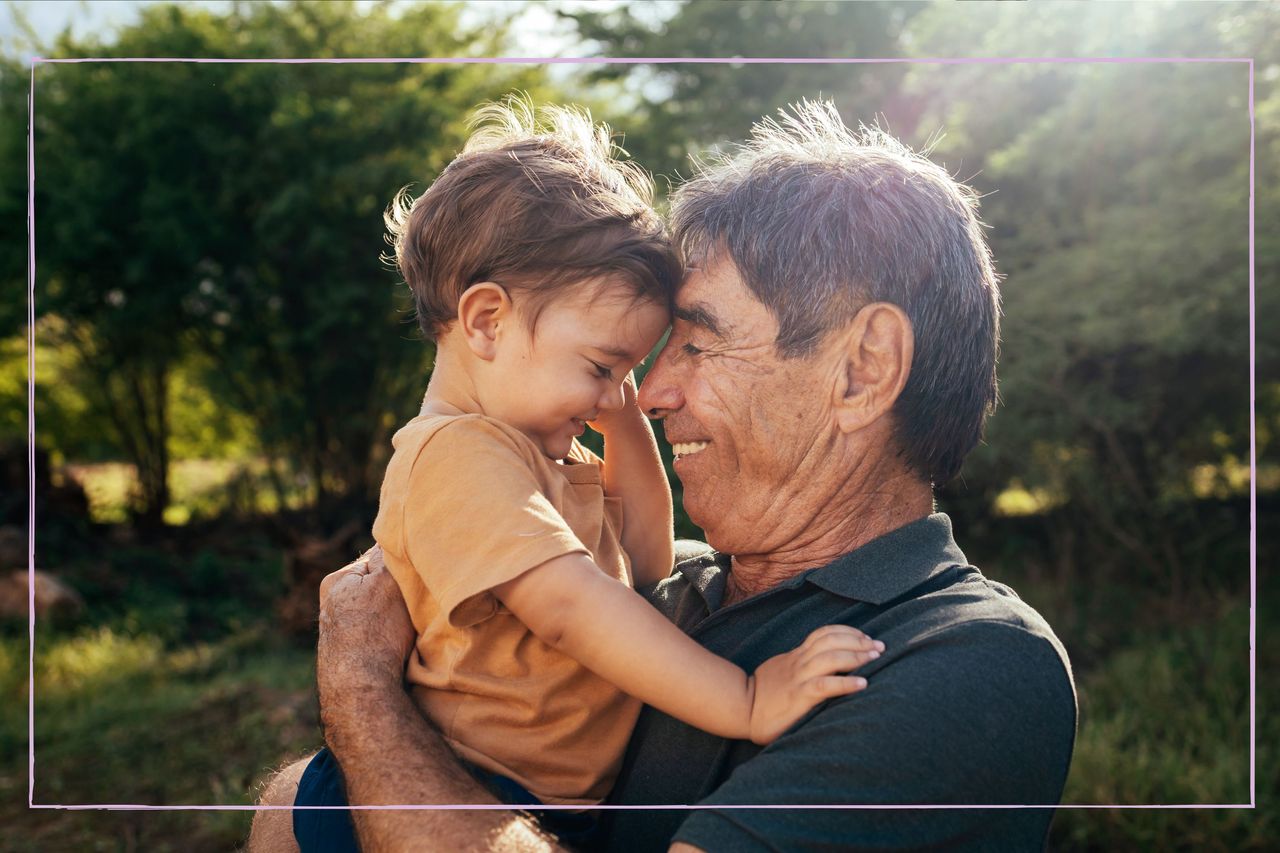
[747,624,883,745]
[588,372,642,436]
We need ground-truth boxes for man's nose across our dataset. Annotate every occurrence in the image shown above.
[637,343,684,420]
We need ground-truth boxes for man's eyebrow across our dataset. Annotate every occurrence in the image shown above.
[673,303,727,339]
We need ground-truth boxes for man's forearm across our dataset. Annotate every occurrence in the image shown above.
[322,679,528,851]
[316,555,564,852]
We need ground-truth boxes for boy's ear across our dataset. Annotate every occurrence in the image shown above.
[832,302,914,434]
[457,282,513,360]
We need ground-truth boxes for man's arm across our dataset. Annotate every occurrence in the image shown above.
[316,552,566,853]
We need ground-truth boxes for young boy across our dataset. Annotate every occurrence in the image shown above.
[371,100,880,815]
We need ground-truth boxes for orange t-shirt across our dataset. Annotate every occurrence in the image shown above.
[372,413,642,806]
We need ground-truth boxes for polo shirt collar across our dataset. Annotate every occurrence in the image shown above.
[673,550,727,609]
[803,513,969,605]
[675,513,968,610]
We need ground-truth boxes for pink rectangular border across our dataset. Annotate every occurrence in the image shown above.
[25,55,1256,814]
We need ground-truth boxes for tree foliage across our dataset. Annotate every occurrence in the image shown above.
[902,1,1276,583]
[565,0,922,184]
[4,0,1274,552]
[17,1,556,521]
[566,0,1275,575]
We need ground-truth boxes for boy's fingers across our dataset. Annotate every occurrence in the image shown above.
[808,674,868,700]
[804,631,883,657]
[802,648,880,678]
[800,624,869,649]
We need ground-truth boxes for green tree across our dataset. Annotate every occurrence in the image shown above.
[566,0,922,184]
[0,57,26,343]
[900,1,1277,587]
[22,1,557,521]
[560,0,1278,560]
[34,53,227,523]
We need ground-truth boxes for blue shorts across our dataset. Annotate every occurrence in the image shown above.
[292,748,604,851]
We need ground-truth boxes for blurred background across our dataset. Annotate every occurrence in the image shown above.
[1,1,1275,850]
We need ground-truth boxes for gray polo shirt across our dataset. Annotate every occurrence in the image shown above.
[600,513,1077,852]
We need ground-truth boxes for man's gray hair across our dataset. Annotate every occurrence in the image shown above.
[670,100,1000,486]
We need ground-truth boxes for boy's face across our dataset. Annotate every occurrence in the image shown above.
[490,281,670,460]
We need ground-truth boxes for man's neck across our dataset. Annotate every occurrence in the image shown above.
[723,469,934,607]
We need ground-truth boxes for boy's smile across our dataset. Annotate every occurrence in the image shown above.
[485,280,670,460]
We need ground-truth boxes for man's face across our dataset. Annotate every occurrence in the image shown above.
[638,257,840,554]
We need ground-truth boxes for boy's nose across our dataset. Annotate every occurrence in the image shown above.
[600,381,626,412]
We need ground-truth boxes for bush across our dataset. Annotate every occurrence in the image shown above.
[1051,598,1270,850]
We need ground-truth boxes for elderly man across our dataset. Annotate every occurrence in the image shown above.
[251,102,1075,852]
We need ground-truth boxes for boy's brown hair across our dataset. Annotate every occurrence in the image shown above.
[385,97,679,341]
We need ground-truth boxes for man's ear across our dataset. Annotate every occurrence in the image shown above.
[832,302,914,434]
[456,282,512,361]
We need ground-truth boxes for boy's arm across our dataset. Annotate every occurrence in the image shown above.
[591,372,675,586]
[493,553,882,744]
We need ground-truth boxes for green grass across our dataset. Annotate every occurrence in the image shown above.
[2,627,318,852]
[1049,596,1270,850]
[8,595,1263,851]
[2,528,321,851]
[2,508,1268,850]
[64,458,313,525]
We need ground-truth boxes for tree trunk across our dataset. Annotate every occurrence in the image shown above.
[66,325,173,527]
[127,361,170,529]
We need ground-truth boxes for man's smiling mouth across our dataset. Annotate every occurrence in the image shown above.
[672,441,709,458]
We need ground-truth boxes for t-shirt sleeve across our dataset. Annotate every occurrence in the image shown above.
[395,418,591,628]
[671,621,1077,852]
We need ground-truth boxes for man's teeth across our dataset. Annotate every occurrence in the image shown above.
[672,441,709,457]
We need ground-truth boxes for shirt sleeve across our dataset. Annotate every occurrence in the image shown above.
[671,620,1078,853]
[396,418,591,628]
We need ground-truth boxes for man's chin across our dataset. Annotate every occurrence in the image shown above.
[682,486,746,553]
[680,492,713,535]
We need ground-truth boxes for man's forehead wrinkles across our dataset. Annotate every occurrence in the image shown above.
[674,303,729,339]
